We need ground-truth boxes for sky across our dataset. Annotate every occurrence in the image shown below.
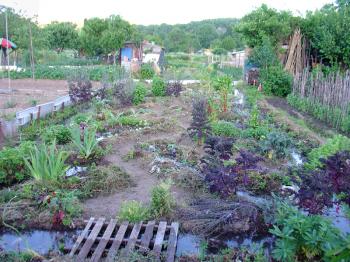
[2,0,334,26]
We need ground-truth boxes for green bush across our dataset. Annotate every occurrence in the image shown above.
[260,66,292,97]
[0,142,34,186]
[211,121,241,138]
[118,200,149,222]
[24,141,69,184]
[133,84,147,105]
[305,135,350,170]
[151,76,166,96]
[140,64,155,80]
[41,125,71,144]
[150,182,174,218]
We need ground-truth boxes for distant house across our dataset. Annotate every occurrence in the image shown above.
[142,41,165,73]
[118,41,165,73]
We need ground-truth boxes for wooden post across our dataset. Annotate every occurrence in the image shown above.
[29,22,35,80]
[0,121,4,143]
[37,106,41,123]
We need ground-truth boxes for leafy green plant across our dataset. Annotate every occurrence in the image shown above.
[41,124,71,144]
[24,141,69,184]
[213,75,232,112]
[151,76,166,96]
[270,202,349,262]
[211,121,241,138]
[305,135,350,170]
[140,63,155,80]
[259,131,292,159]
[260,65,292,97]
[43,189,81,226]
[68,70,93,103]
[118,200,149,222]
[0,141,34,186]
[150,182,174,218]
[132,83,147,105]
[70,125,99,159]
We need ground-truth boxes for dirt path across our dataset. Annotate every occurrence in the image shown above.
[260,98,329,144]
[82,97,193,219]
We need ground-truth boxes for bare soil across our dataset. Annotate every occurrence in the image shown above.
[0,79,99,116]
[82,96,195,219]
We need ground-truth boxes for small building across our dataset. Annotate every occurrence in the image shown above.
[229,50,246,68]
[118,41,143,72]
[118,41,165,73]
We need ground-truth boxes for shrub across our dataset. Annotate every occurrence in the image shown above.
[0,142,34,185]
[259,131,292,159]
[166,81,183,97]
[24,141,69,184]
[211,121,241,138]
[260,66,292,97]
[70,125,99,159]
[248,38,279,68]
[68,70,93,103]
[150,182,174,218]
[151,76,166,96]
[305,135,350,170]
[140,63,155,80]
[41,125,71,144]
[118,200,149,222]
[270,202,349,261]
[132,83,147,105]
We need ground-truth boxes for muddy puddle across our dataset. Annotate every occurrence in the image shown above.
[176,233,273,257]
[0,229,80,255]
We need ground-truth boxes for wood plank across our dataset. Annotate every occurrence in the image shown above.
[153,221,167,256]
[140,220,155,251]
[106,221,129,261]
[78,217,106,259]
[69,217,95,257]
[123,221,143,256]
[90,219,117,262]
[166,222,179,262]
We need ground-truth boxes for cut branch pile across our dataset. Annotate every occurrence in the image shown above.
[178,198,264,237]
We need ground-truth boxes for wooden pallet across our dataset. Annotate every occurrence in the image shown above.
[69,217,179,262]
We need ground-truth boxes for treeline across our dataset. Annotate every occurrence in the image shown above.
[137,18,245,53]
[238,0,350,70]
[0,8,140,59]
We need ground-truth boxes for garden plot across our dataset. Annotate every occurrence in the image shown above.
[0,79,99,116]
[0,69,349,261]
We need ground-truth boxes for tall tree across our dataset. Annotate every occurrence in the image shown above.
[44,21,78,52]
[236,4,295,47]
[79,17,108,56]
